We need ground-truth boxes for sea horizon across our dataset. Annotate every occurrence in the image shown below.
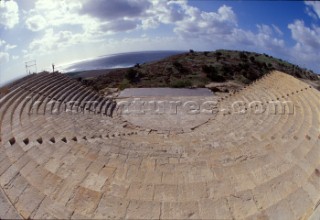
[58,50,186,73]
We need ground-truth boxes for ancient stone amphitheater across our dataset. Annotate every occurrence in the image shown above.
[0,71,319,219]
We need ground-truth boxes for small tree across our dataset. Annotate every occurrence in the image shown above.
[215,52,222,61]
[170,79,192,88]
[239,52,248,61]
[173,61,183,69]
[134,63,140,68]
[125,68,139,83]
[202,65,226,82]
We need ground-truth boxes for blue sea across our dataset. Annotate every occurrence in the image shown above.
[60,51,185,72]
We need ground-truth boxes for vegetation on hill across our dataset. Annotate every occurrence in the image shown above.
[76,50,320,92]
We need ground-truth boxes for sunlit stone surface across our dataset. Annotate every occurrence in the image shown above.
[0,71,319,219]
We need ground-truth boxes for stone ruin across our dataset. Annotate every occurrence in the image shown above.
[0,71,319,219]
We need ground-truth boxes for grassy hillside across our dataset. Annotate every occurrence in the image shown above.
[78,50,320,92]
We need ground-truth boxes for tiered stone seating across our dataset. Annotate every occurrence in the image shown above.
[44,79,79,114]
[0,71,319,219]
[55,83,83,113]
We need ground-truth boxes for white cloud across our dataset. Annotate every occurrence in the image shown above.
[80,0,151,20]
[24,0,190,54]
[24,0,88,32]
[0,0,19,29]
[257,24,273,36]
[29,0,83,26]
[25,14,47,31]
[0,39,17,52]
[305,6,318,20]
[174,5,237,39]
[0,52,10,63]
[220,27,285,56]
[255,24,285,49]
[288,20,320,51]
[0,38,17,63]
[99,19,138,33]
[23,0,100,55]
[162,4,285,54]
[305,1,320,19]
[18,0,319,74]
[5,44,17,51]
[288,20,320,63]
[23,1,287,63]
[0,39,6,47]
[141,0,188,28]
[272,24,283,36]
[257,24,284,37]
[29,29,80,53]
[24,1,239,48]
[12,55,19,60]
[25,0,206,37]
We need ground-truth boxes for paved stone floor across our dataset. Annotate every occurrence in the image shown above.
[118,96,219,132]
[0,71,319,219]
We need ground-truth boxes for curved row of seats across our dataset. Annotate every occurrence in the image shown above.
[0,71,319,219]
[0,73,116,142]
[0,73,118,219]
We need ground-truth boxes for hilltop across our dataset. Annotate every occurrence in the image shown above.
[77,50,319,94]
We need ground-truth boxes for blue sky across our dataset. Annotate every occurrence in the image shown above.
[0,0,320,86]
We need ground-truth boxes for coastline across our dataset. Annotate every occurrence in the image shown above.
[66,68,125,79]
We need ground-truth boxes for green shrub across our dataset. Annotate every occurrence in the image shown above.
[125,68,139,82]
[215,51,223,61]
[196,82,206,88]
[221,66,232,77]
[172,61,190,74]
[170,79,192,88]
[235,74,251,84]
[238,63,249,70]
[216,51,222,57]
[202,65,226,82]
[202,65,216,74]
[118,79,130,90]
[239,52,248,61]
[173,61,183,69]
[134,63,140,68]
